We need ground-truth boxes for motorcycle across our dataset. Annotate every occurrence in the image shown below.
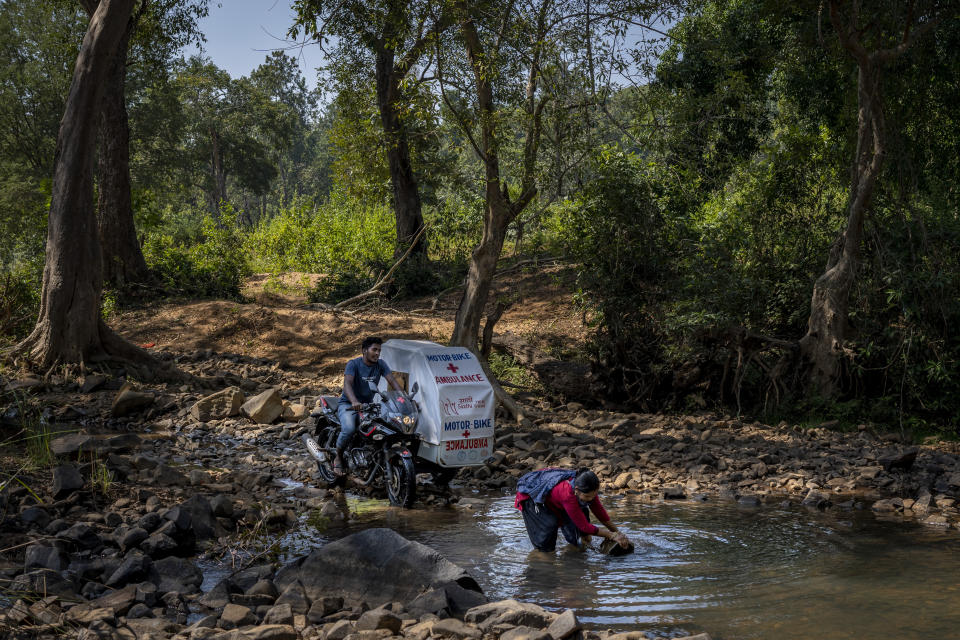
[302,383,423,507]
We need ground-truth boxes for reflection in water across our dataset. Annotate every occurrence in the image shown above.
[273,492,960,640]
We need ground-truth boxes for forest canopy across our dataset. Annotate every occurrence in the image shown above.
[1,0,958,435]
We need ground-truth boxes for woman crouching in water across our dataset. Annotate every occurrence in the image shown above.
[515,467,630,553]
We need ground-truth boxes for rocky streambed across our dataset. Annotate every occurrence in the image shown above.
[2,348,959,640]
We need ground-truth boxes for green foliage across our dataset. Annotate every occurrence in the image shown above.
[144,205,250,299]
[247,194,395,275]
[488,352,541,391]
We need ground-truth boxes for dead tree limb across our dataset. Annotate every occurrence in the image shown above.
[334,225,429,309]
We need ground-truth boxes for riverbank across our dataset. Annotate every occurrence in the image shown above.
[2,342,959,639]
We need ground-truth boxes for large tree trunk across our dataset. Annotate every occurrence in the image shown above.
[97,23,149,288]
[451,191,511,347]
[799,0,933,396]
[375,46,426,259]
[12,0,155,369]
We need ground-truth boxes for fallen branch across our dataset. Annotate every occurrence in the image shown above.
[335,225,430,309]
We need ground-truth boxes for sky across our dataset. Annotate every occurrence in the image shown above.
[192,0,324,89]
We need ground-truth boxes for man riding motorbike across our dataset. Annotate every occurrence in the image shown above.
[335,336,404,476]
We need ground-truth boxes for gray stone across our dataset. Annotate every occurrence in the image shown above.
[284,528,482,608]
[148,556,203,594]
[663,486,686,500]
[879,448,918,472]
[431,618,482,639]
[501,627,552,640]
[140,532,178,557]
[81,374,108,393]
[325,619,356,640]
[307,595,344,622]
[57,522,101,549]
[107,552,152,587]
[241,388,284,424]
[89,584,139,615]
[24,544,69,572]
[126,602,154,618]
[275,582,310,616]
[247,579,279,599]
[241,625,298,640]
[121,527,149,550]
[151,464,188,487]
[210,494,234,518]
[219,603,257,629]
[112,389,155,417]
[263,603,294,626]
[546,609,581,640]
[52,464,85,497]
[191,387,245,422]
[356,609,403,633]
[19,506,51,529]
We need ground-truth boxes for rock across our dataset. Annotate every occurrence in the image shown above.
[241,388,284,424]
[57,522,102,549]
[112,388,155,417]
[150,464,189,487]
[263,603,295,626]
[24,544,69,571]
[280,528,482,608]
[247,579,279,599]
[242,625,298,640]
[282,403,309,421]
[6,377,43,392]
[88,584,139,615]
[124,617,184,639]
[210,494,235,518]
[546,609,581,640]
[121,527,149,550]
[307,595,344,622]
[19,506,51,529]
[465,600,555,631]
[871,499,899,513]
[801,489,825,507]
[106,552,152,587]
[51,463,85,497]
[737,495,761,507]
[275,582,311,616]
[140,532,178,557]
[191,387,245,422]
[66,606,116,625]
[325,619,356,640]
[126,602,153,618]
[597,539,634,556]
[879,448,918,472]
[430,618,482,639]
[501,627,551,640]
[80,374,109,393]
[148,556,203,594]
[356,609,403,633]
[663,486,686,500]
[219,603,257,629]
[9,568,77,599]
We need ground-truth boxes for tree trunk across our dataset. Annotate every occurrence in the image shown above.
[12,0,153,368]
[209,127,227,213]
[451,191,512,348]
[375,49,426,259]
[799,0,931,395]
[97,23,149,288]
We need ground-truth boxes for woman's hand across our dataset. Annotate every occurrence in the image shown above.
[614,532,630,548]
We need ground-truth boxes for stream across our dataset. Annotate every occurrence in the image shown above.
[204,487,960,640]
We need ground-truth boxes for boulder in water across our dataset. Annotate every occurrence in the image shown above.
[276,528,483,608]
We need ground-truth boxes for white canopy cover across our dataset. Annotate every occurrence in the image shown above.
[379,339,495,467]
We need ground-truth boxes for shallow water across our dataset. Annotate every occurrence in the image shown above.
[228,490,960,639]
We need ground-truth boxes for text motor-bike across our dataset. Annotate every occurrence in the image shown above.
[303,383,422,507]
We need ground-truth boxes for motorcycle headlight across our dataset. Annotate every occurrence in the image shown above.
[372,433,384,441]
[403,416,414,426]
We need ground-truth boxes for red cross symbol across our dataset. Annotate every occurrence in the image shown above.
[446,363,459,373]
[462,430,470,438]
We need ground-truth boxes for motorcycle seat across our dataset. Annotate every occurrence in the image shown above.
[318,396,340,412]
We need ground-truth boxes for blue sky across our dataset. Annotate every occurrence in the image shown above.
[192,0,324,89]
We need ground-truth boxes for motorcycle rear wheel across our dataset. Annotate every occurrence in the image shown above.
[386,455,417,508]
[307,428,344,487]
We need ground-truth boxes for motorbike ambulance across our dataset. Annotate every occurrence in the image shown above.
[378,339,495,468]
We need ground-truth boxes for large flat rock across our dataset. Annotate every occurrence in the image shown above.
[276,528,483,608]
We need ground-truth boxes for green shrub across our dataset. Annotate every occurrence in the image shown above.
[143,205,250,299]
[0,265,41,344]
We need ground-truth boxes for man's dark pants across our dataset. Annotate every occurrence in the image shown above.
[520,499,589,552]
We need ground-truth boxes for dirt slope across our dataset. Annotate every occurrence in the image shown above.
[116,262,589,391]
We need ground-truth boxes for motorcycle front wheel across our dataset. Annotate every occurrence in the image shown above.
[385,455,417,508]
